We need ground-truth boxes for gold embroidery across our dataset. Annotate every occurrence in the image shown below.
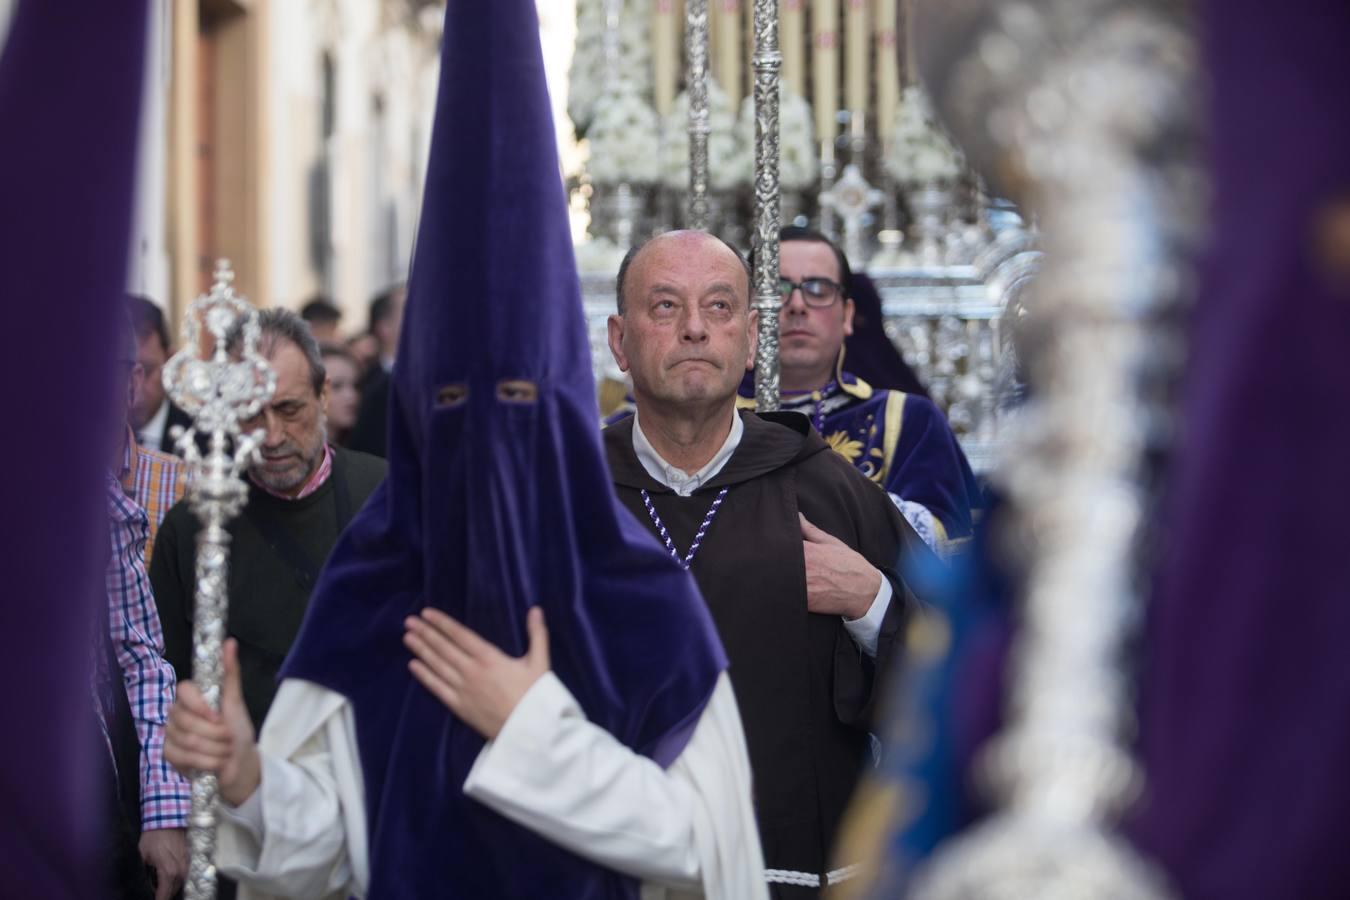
[824,430,865,463]
[878,392,905,485]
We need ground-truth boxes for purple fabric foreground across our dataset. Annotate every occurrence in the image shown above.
[280,1,727,897]
[1129,2,1350,897]
[0,1,148,896]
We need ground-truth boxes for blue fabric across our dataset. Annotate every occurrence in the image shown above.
[280,3,727,897]
[856,494,1014,897]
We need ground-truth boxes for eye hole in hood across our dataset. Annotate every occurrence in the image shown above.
[436,383,469,407]
[496,379,538,404]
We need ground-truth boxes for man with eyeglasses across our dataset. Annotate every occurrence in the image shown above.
[757,226,981,551]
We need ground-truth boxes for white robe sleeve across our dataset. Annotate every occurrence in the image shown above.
[215,679,370,900]
[215,672,765,900]
[463,671,768,900]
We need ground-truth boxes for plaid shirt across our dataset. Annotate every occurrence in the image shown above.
[120,429,188,568]
[105,474,191,831]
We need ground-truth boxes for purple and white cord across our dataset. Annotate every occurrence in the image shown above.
[640,486,730,570]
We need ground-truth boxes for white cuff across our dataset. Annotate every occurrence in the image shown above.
[464,672,575,796]
[841,574,891,658]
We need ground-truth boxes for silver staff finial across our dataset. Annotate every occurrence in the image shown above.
[162,260,275,900]
[212,259,235,288]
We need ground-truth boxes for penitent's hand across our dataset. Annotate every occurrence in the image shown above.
[163,639,261,807]
[404,606,550,741]
[800,512,882,621]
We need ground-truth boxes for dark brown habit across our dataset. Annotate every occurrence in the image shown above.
[605,409,924,897]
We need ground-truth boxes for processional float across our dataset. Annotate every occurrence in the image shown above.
[161,262,276,900]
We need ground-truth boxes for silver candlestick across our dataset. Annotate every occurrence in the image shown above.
[819,162,885,271]
[162,260,276,900]
[685,0,711,230]
[750,0,782,411]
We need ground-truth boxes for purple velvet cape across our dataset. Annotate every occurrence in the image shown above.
[0,2,148,896]
[279,2,727,897]
[1127,2,1350,897]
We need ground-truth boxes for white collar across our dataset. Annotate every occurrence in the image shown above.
[632,408,743,498]
[139,397,170,451]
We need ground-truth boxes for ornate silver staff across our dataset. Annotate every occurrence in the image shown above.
[162,261,276,900]
[685,0,711,230]
[901,0,1202,897]
[750,0,782,411]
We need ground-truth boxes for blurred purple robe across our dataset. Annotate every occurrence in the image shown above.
[0,1,149,896]
[1128,3,1350,897]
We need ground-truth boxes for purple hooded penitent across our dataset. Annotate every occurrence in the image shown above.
[0,2,148,896]
[280,2,727,897]
[1127,2,1350,897]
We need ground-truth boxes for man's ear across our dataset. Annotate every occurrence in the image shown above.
[607,314,630,373]
[842,298,856,337]
[319,376,331,415]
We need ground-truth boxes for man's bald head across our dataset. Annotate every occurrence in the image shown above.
[615,231,752,314]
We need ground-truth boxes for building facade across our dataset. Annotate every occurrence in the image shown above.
[126,0,442,335]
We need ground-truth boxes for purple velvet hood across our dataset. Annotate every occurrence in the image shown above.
[280,2,727,896]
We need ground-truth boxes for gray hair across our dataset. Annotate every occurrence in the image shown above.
[229,307,327,396]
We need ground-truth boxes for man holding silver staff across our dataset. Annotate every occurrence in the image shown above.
[151,308,387,738]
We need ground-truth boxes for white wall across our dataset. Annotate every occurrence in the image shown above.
[264,0,438,329]
[127,0,172,307]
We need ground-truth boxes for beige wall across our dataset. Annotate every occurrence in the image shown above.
[161,0,440,333]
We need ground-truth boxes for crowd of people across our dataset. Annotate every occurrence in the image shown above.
[99,213,978,899]
[6,0,1343,897]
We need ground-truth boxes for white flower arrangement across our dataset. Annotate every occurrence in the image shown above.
[660,80,746,192]
[885,85,965,187]
[732,84,818,192]
[568,0,652,137]
[587,85,662,184]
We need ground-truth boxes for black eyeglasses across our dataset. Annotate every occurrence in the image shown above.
[779,276,844,308]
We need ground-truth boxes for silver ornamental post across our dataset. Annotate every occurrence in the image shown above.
[685,0,711,230]
[905,0,1201,897]
[161,261,276,900]
[750,0,782,411]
